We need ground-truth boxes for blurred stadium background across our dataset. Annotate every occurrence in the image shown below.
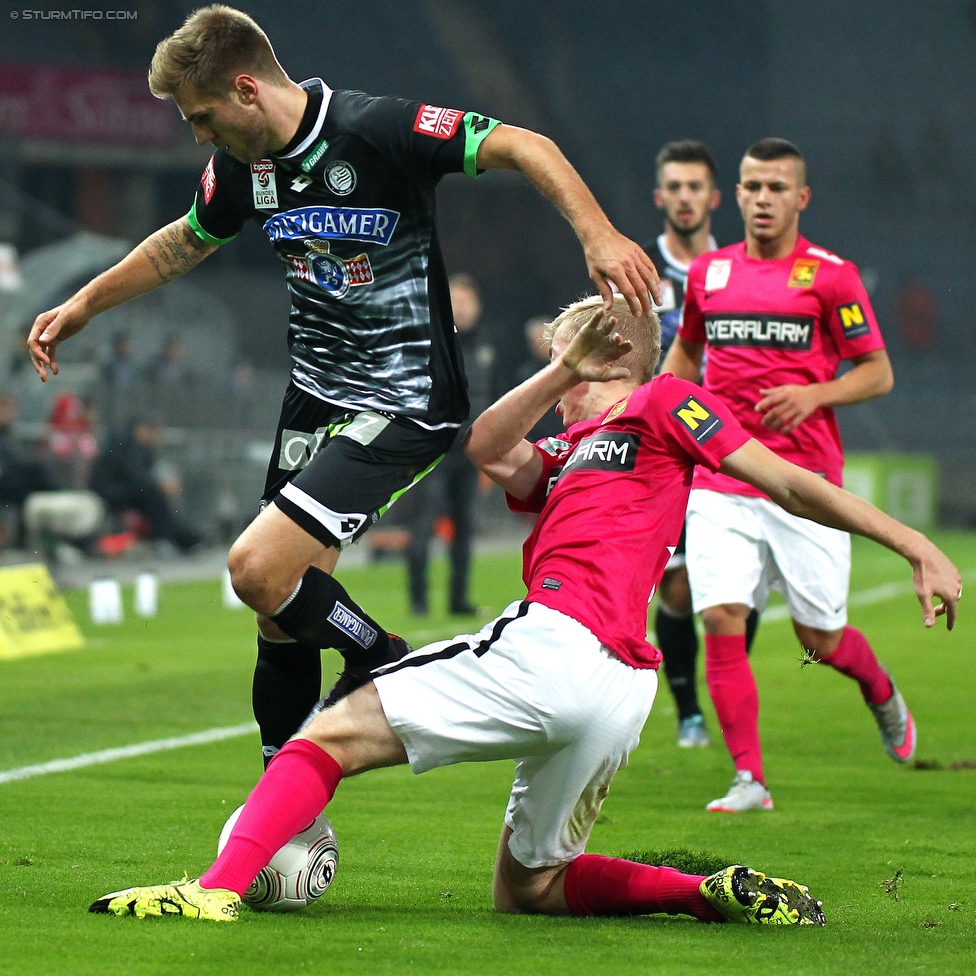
[1,0,974,564]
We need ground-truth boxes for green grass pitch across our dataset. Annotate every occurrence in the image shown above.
[1,532,974,975]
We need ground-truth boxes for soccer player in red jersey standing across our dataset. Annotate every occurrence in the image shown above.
[661,138,905,812]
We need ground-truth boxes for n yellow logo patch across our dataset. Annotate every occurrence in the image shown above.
[837,301,870,338]
[670,395,724,444]
[788,258,819,288]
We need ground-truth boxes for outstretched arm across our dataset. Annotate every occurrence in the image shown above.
[720,438,961,629]
[465,310,632,499]
[476,124,661,315]
[755,348,894,433]
[28,216,218,380]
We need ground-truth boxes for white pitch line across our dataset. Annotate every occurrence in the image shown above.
[760,567,976,623]
[0,722,258,786]
[4,567,973,787]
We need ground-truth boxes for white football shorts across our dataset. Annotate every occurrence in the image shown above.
[373,600,657,868]
[685,488,851,631]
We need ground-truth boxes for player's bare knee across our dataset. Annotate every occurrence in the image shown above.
[702,603,749,635]
[793,622,843,659]
[659,567,692,616]
[300,685,406,775]
[227,539,292,614]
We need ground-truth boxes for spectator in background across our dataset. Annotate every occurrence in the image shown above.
[48,393,99,489]
[145,334,191,387]
[513,316,565,442]
[101,332,139,391]
[406,274,495,616]
[0,394,56,548]
[90,414,202,554]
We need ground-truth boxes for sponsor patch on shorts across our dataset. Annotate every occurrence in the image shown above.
[671,395,724,444]
[327,602,377,649]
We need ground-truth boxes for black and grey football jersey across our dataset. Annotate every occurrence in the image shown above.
[188,78,500,427]
[642,233,717,359]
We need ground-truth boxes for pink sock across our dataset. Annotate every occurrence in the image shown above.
[820,626,892,705]
[563,854,722,920]
[705,633,764,784]
[200,739,343,896]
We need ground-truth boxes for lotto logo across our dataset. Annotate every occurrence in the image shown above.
[413,104,463,139]
[201,156,216,204]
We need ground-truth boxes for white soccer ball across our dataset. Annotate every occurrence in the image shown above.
[217,804,339,912]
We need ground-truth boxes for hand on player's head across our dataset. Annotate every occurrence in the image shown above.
[560,309,633,383]
[28,308,63,382]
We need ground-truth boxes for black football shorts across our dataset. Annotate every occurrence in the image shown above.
[264,382,458,549]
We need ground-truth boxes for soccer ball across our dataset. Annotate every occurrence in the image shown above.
[217,804,339,912]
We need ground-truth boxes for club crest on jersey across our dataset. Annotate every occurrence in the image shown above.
[671,395,724,444]
[603,395,631,423]
[788,258,819,288]
[324,160,357,196]
[413,104,463,139]
[250,160,278,209]
[264,206,400,246]
[705,258,732,292]
[201,156,216,204]
[837,301,871,339]
[704,314,813,350]
[287,240,373,298]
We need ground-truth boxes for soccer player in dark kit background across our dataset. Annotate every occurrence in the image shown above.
[27,5,660,766]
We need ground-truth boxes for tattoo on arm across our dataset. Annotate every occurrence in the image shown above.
[139,220,215,284]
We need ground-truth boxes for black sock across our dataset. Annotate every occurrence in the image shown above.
[252,636,321,767]
[655,605,701,720]
[745,608,760,654]
[270,566,390,668]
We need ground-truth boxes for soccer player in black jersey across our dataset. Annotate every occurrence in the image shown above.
[644,141,758,748]
[27,6,660,765]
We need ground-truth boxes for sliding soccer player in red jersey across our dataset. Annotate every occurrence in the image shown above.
[90,298,960,926]
[661,138,905,812]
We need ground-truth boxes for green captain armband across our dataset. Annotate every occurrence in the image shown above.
[186,201,237,247]
[462,112,501,178]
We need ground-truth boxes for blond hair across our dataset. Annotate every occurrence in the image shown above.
[148,5,288,99]
[544,294,661,384]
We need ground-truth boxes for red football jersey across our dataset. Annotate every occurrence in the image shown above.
[679,236,885,497]
[506,376,749,668]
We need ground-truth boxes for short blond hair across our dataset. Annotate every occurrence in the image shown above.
[148,5,288,99]
[544,294,661,384]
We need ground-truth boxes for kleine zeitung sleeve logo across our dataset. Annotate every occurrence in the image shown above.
[413,104,463,139]
[201,156,216,204]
